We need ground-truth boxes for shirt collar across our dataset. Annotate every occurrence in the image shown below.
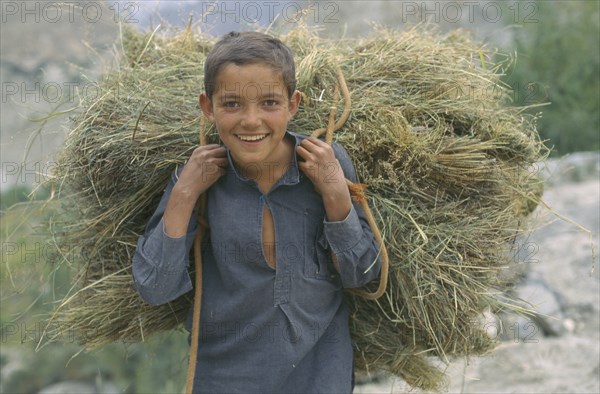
[225,131,302,187]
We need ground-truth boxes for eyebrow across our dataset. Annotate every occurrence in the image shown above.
[217,92,286,101]
[262,93,286,100]
[217,94,241,101]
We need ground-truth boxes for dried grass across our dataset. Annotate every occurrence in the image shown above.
[43,24,548,391]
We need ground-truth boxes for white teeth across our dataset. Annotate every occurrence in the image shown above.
[237,134,267,141]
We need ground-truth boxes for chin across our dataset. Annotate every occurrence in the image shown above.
[231,152,266,166]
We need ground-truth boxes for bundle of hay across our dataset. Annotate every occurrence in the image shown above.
[45,24,547,391]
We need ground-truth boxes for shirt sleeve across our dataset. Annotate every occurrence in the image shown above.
[132,167,198,305]
[322,142,382,288]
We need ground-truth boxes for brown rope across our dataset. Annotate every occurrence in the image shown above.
[346,189,390,300]
[313,65,390,300]
[310,67,352,140]
[185,117,207,394]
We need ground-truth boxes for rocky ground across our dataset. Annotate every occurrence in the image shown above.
[356,152,600,393]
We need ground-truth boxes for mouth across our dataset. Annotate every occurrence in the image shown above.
[235,134,268,143]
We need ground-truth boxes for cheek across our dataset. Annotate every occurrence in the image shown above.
[213,120,233,140]
[273,112,291,126]
[214,114,236,129]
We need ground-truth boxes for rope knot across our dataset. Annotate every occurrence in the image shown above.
[348,182,369,204]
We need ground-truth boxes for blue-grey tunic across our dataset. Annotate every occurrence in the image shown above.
[132,132,381,393]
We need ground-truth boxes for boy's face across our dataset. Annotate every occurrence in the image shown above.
[199,63,300,169]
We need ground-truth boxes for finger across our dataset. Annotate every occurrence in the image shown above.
[203,156,228,166]
[191,145,221,158]
[295,145,314,161]
[297,160,309,170]
[297,161,319,176]
[199,144,223,150]
[305,137,333,152]
[214,157,229,168]
[210,147,228,157]
[306,136,328,146]
[299,138,318,151]
[196,146,227,160]
[302,138,334,157]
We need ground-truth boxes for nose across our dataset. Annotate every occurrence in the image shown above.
[241,105,261,130]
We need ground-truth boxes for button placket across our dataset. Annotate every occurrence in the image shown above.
[266,195,290,306]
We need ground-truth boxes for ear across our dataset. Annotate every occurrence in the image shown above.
[287,90,301,119]
[199,92,215,122]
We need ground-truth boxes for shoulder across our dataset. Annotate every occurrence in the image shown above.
[332,141,357,183]
[331,141,352,165]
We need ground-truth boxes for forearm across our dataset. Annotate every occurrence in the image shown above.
[323,205,381,288]
[321,141,381,287]
[132,169,197,305]
[132,220,195,305]
[321,187,352,222]
[163,184,199,237]
[163,143,227,237]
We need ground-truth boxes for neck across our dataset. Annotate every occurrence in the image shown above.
[236,136,294,190]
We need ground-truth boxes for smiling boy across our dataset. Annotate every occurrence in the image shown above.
[133,31,381,393]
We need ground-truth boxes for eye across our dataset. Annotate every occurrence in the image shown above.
[223,101,240,108]
[263,99,278,107]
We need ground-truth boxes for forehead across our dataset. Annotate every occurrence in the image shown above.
[213,63,286,96]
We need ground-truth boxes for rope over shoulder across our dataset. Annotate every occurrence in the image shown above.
[185,117,207,394]
[311,64,390,300]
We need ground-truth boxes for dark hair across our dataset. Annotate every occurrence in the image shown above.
[204,31,296,100]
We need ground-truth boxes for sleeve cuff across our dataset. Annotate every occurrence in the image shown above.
[139,217,193,273]
[161,218,190,241]
[323,205,363,253]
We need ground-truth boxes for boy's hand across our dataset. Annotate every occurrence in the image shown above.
[164,144,227,237]
[296,137,352,221]
[176,144,228,198]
